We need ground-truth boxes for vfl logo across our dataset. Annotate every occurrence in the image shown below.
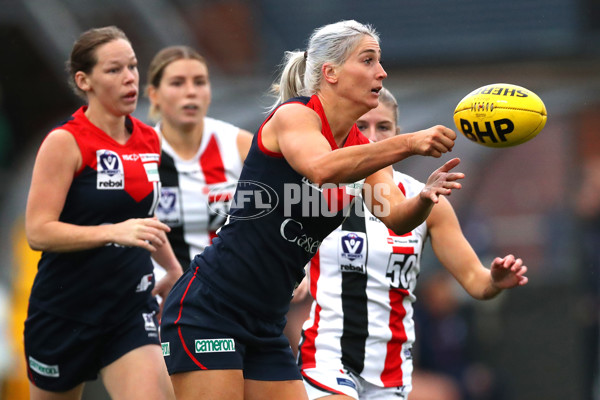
[98,150,121,176]
[341,233,364,261]
[158,189,177,212]
[211,180,279,220]
[142,312,157,332]
[156,187,181,226]
[97,150,124,189]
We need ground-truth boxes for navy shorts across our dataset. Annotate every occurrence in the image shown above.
[160,272,301,381]
[24,301,160,392]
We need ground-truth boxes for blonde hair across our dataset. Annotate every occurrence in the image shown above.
[145,45,207,121]
[269,20,379,112]
[378,87,399,126]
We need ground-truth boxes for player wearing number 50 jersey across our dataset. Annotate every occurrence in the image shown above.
[299,171,427,399]
[297,88,530,400]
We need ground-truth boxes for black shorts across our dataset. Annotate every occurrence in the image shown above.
[24,301,160,392]
[160,273,301,381]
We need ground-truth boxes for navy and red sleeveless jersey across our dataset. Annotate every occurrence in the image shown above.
[28,106,162,325]
[192,95,370,321]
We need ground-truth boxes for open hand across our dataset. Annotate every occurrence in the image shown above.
[420,158,464,203]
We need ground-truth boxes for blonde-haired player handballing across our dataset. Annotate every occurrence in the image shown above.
[159,20,464,400]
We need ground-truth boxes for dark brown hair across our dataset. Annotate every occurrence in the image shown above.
[66,26,129,99]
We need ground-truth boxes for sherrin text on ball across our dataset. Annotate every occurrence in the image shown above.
[453,83,547,148]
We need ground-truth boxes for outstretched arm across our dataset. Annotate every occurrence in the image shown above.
[427,196,528,300]
[264,103,457,186]
[363,158,464,235]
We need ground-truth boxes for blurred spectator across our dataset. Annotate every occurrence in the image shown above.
[413,271,510,400]
[574,155,600,400]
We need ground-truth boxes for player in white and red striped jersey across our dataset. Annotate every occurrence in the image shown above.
[145,46,253,284]
[297,88,529,400]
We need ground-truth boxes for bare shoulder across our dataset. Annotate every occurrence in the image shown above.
[268,102,320,131]
[36,128,81,170]
[236,128,253,161]
[38,129,79,153]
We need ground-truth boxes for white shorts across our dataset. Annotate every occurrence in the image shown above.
[301,367,411,400]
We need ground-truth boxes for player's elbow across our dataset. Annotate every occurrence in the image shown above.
[25,223,50,252]
[305,166,337,187]
[26,233,46,252]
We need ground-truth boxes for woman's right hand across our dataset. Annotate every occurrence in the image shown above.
[110,217,171,252]
[407,125,457,158]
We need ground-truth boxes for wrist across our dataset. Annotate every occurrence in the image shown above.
[486,277,503,298]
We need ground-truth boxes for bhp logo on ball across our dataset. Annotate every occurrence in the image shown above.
[453,83,547,148]
[458,118,515,144]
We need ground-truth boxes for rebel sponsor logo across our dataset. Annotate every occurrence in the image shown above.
[28,356,59,378]
[96,150,124,189]
[195,338,236,353]
[340,263,366,273]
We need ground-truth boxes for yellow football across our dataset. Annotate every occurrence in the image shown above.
[453,83,547,148]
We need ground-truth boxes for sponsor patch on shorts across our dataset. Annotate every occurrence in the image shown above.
[195,338,235,353]
[29,356,59,378]
[336,377,356,389]
[161,342,170,356]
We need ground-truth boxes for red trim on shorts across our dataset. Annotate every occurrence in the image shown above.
[177,325,206,370]
[301,370,347,396]
[174,267,199,324]
[174,265,207,369]
[26,360,35,383]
